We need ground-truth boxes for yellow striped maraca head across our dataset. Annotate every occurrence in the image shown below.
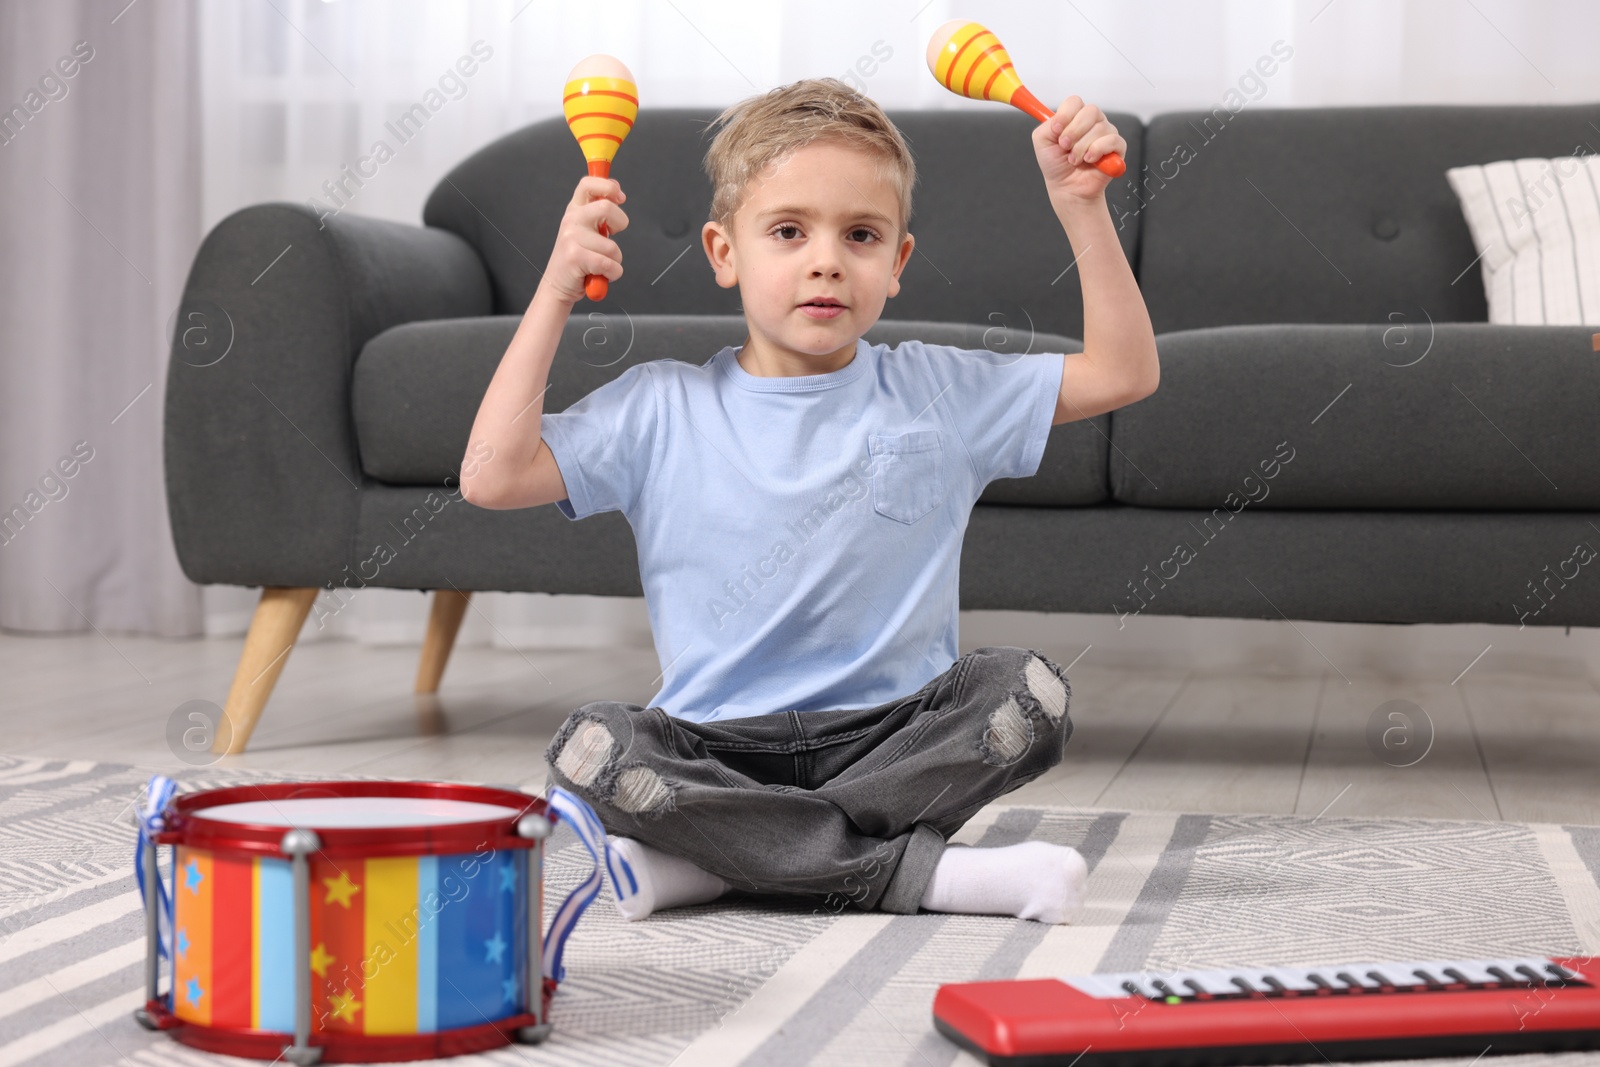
[563,55,638,168]
[925,20,1026,107]
[925,19,1126,177]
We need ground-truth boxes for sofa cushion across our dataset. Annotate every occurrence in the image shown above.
[1138,103,1600,333]
[420,108,1143,343]
[1446,156,1600,326]
[1109,323,1600,509]
[351,315,1109,506]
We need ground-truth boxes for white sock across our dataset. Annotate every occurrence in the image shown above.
[607,836,730,921]
[918,841,1088,924]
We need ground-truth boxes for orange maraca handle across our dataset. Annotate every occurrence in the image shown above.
[1010,85,1125,178]
[585,159,611,302]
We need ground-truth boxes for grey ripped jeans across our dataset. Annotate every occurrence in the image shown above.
[542,645,1073,914]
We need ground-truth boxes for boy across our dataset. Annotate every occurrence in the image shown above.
[462,79,1157,923]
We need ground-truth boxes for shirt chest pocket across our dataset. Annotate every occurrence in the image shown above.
[868,429,945,524]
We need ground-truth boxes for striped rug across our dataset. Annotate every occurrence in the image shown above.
[1,754,1597,1067]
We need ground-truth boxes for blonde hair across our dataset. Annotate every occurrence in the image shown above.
[702,77,916,238]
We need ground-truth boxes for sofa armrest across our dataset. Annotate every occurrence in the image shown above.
[164,203,494,587]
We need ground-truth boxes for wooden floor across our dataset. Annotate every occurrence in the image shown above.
[4,611,1598,826]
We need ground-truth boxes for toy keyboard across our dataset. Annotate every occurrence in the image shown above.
[933,955,1600,1066]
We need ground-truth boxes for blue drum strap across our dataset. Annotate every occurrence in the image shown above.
[134,774,178,960]
[543,787,640,983]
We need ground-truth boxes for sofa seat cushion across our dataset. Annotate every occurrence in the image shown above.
[351,315,1111,505]
[1110,323,1600,509]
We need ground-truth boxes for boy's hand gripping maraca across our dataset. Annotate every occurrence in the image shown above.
[923,20,1126,204]
[541,176,628,307]
[1031,96,1127,205]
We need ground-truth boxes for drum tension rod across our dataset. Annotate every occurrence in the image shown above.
[281,828,324,1066]
[516,811,554,1045]
[132,829,166,1030]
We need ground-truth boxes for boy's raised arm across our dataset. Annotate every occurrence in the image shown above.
[1030,97,1160,426]
[459,176,629,509]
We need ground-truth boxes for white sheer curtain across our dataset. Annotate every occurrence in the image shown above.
[4,0,1596,647]
[0,0,203,638]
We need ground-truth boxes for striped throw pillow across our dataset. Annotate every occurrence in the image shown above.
[1446,156,1600,325]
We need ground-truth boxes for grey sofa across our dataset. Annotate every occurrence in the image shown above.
[165,102,1600,753]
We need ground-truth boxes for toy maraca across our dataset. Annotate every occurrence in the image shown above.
[925,20,1126,179]
[562,55,638,301]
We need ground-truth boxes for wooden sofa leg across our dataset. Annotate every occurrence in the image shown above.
[416,589,471,694]
[215,586,318,756]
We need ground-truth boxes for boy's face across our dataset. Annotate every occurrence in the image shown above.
[702,140,915,374]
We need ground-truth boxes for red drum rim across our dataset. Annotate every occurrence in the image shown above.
[143,988,555,1062]
[150,780,549,860]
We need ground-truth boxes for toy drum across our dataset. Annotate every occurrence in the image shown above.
[131,778,610,1064]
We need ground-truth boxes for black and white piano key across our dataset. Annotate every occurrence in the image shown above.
[1061,957,1584,1000]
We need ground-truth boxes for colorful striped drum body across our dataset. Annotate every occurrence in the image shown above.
[171,844,526,1037]
[170,847,289,1032]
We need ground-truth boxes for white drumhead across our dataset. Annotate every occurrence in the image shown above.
[190,796,524,829]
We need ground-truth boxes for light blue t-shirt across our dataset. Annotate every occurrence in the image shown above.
[538,337,1065,723]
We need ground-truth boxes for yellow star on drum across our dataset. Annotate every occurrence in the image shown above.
[328,988,362,1024]
[323,870,361,908]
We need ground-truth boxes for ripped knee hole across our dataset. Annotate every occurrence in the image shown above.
[549,717,676,814]
[978,655,1072,766]
[980,696,1033,765]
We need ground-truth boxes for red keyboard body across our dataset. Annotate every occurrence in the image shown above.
[933,955,1600,1065]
